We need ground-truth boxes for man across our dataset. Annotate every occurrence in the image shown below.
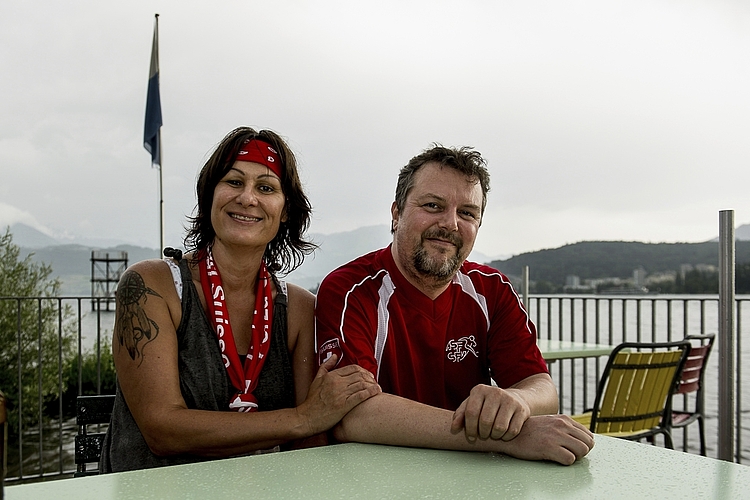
[315,145,594,465]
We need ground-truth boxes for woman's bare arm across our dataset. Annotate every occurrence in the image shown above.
[113,261,379,458]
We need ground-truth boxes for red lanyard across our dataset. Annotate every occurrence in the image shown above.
[199,247,273,412]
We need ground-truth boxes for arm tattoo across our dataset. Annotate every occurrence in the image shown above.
[116,270,162,366]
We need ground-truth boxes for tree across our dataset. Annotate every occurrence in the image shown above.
[0,228,76,436]
[679,269,719,294]
[737,263,750,294]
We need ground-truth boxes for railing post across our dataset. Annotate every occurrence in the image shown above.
[718,209,735,462]
[522,266,529,313]
[1,389,6,498]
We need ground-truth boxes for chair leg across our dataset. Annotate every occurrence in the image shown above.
[662,429,674,450]
[698,417,706,457]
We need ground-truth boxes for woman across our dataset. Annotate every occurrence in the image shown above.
[100,127,380,472]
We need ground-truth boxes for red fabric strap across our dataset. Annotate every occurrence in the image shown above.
[199,247,273,412]
[235,139,283,178]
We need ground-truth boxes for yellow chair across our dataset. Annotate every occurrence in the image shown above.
[571,340,690,448]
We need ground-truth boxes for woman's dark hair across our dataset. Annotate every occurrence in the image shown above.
[184,127,316,274]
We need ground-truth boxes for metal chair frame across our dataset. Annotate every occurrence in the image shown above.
[75,394,115,477]
[669,334,715,456]
[572,340,691,448]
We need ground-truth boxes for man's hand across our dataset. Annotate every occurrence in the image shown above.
[450,384,531,442]
[497,414,595,465]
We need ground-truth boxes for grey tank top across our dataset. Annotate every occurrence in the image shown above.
[100,257,296,473]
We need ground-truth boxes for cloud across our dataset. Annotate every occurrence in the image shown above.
[0,202,53,235]
[1,1,749,256]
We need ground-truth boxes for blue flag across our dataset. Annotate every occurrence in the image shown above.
[144,15,162,167]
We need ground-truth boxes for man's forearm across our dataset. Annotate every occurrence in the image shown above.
[333,391,595,466]
[334,392,501,452]
[507,373,559,415]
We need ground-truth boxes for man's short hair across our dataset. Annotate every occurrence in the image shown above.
[393,144,491,230]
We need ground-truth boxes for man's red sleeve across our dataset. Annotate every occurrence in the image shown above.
[315,270,379,377]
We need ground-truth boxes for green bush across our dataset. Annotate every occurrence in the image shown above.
[0,229,76,436]
[55,336,116,418]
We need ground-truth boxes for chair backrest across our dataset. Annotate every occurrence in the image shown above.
[590,340,690,435]
[674,334,715,397]
[75,394,115,477]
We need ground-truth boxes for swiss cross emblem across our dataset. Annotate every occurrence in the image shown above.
[318,338,343,366]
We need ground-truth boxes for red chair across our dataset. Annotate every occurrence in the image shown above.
[669,334,715,456]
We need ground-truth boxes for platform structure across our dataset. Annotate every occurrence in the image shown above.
[90,251,128,311]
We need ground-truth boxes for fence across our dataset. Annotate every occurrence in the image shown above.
[530,295,749,462]
[0,296,114,484]
[0,294,747,484]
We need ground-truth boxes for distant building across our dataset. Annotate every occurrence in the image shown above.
[680,264,693,280]
[633,267,647,287]
[695,263,717,273]
[680,263,717,279]
[645,271,677,285]
[565,275,581,288]
[564,275,595,293]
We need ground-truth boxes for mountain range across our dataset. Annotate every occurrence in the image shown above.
[6,222,750,295]
[489,240,750,287]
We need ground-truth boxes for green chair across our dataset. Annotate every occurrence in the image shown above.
[571,340,690,448]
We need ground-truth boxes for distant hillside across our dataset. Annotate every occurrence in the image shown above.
[286,225,499,290]
[286,225,393,290]
[12,224,495,294]
[7,222,152,249]
[22,244,160,275]
[489,241,750,285]
[6,223,58,247]
[9,222,750,294]
[710,223,750,242]
[19,244,159,295]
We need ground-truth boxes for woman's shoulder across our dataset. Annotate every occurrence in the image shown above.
[283,282,315,351]
[119,259,182,299]
[123,258,174,279]
[284,282,315,309]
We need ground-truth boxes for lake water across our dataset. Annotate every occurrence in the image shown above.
[528,294,750,461]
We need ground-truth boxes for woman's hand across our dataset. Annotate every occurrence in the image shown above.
[296,354,381,435]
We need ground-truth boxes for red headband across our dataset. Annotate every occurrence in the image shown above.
[235,139,283,178]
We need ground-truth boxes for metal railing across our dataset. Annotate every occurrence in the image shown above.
[0,296,114,484]
[0,294,747,484]
[529,294,748,463]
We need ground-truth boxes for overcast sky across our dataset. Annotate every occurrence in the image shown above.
[1,0,749,259]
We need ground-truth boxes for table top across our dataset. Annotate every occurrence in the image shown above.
[7,436,750,499]
[538,338,615,360]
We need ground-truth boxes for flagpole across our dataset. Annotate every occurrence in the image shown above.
[144,13,164,256]
[158,127,164,255]
[155,14,163,256]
